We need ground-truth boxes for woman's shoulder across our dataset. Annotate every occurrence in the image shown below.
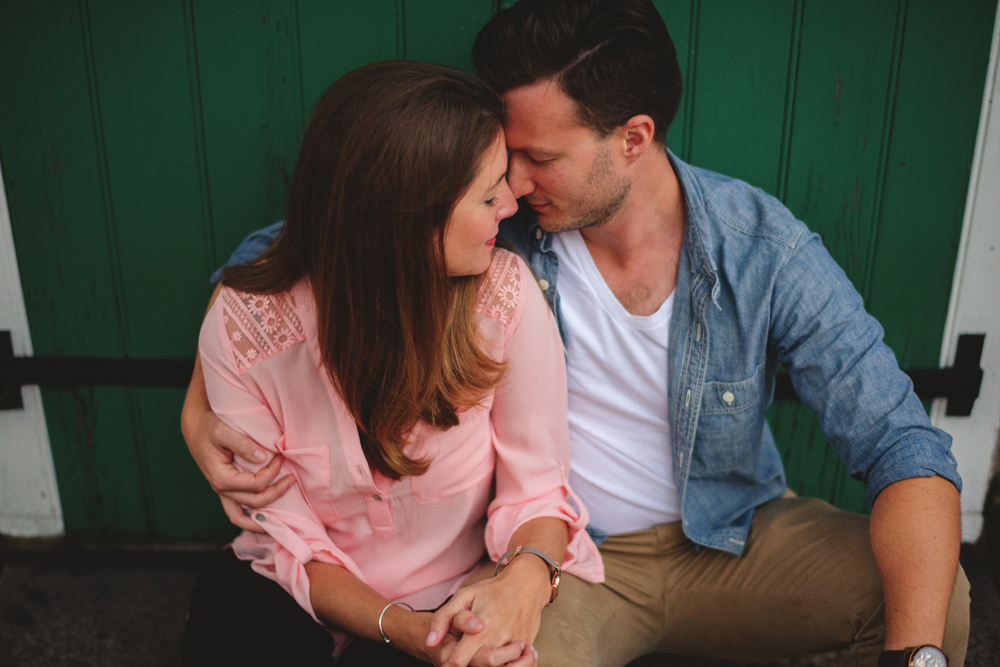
[474,248,528,327]
[215,281,310,376]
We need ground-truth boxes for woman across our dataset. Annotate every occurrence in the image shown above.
[182,61,603,666]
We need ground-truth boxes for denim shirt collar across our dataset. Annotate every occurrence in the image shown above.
[669,150,721,309]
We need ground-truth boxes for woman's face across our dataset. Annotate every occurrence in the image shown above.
[443,132,518,277]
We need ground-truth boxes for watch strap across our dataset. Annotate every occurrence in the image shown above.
[494,546,562,603]
[878,649,909,667]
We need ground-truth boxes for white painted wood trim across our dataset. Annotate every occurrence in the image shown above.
[0,158,64,537]
[931,4,1000,544]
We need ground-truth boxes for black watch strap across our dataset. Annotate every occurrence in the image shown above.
[878,649,908,667]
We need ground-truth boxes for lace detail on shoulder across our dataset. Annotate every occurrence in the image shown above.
[220,288,306,375]
[475,250,522,326]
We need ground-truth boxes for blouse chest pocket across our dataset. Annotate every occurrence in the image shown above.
[279,445,339,524]
[692,362,767,473]
[410,404,496,504]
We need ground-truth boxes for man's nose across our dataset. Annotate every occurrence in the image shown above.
[506,155,535,199]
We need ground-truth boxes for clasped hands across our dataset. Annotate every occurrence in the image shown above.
[413,558,552,667]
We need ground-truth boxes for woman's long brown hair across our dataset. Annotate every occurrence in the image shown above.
[222,61,506,479]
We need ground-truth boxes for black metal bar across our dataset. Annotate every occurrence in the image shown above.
[0,331,986,416]
[0,331,195,411]
[0,331,23,410]
[1,356,196,388]
[773,334,985,416]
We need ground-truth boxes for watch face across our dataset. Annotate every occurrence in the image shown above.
[910,646,947,667]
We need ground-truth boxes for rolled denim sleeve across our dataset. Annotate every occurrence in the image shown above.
[209,220,286,287]
[769,230,960,508]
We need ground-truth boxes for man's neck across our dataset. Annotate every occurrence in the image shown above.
[579,148,685,316]
[580,147,684,266]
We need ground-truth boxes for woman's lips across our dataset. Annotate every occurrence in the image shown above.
[486,237,496,246]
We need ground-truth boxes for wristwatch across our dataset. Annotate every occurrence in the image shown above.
[878,645,948,667]
[494,546,562,603]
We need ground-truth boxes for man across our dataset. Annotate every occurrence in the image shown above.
[182,1,969,665]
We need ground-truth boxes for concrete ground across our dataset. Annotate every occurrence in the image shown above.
[1,541,997,667]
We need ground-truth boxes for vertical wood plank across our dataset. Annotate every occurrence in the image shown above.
[193,0,302,271]
[86,0,212,356]
[86,0,221,538]
[298,0,399,114]
[685,0,796,192]
[403,0,494,71]
[781,0,898,286]
[866,0,998,370]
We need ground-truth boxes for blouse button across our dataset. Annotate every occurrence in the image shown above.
[255,513,266,522]
[722,391,735,405]
[538,279,550,291]
[372,494,383,501]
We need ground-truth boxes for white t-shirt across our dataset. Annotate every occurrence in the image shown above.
[552,230,681,533]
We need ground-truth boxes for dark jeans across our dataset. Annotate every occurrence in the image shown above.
[182,547,431,666]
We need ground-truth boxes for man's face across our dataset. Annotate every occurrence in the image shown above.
[502,79,630,233]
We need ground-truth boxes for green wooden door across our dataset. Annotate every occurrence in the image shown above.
[0,0,994,541]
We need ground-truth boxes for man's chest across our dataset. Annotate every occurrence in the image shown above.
[599,265,677,316]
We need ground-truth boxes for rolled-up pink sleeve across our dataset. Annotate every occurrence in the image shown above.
[198,296,368,624]
[483,258,604,583]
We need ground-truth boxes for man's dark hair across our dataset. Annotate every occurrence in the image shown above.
[472,0,683,144]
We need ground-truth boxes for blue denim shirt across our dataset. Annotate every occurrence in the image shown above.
[216,152,960,556]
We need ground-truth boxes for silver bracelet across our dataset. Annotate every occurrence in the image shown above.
[378,600,415,646]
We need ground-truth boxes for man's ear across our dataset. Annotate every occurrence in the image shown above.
[620,114,655,159]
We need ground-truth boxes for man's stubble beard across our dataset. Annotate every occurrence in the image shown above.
[547,145,631,233]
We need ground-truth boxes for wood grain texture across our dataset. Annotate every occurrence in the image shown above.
[685,0,796,193]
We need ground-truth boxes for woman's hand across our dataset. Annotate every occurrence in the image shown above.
[387,607,536,667]
[181,353,294,532]
[424,554,552,667]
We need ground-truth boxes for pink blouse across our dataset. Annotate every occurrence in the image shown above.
[198,250,604,644]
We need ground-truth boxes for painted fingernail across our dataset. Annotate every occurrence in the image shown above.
[530,645,538,660]
[469,618,483,630]
[426,631,437,645]
[253,450,266,462]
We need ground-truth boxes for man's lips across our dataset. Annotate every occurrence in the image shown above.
[526,201,550,212]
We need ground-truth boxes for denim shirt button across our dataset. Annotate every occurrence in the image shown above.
[722,391,735,404]
[535,228,543,240]
[538,279,550,291]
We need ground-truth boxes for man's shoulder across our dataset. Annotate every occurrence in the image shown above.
[678,158,808,252]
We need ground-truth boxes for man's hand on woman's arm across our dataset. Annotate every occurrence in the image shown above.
[180,283,293,533]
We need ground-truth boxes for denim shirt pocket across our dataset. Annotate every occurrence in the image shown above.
[692,361,766,472]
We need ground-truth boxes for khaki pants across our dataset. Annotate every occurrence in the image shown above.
[536,497,970,667]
